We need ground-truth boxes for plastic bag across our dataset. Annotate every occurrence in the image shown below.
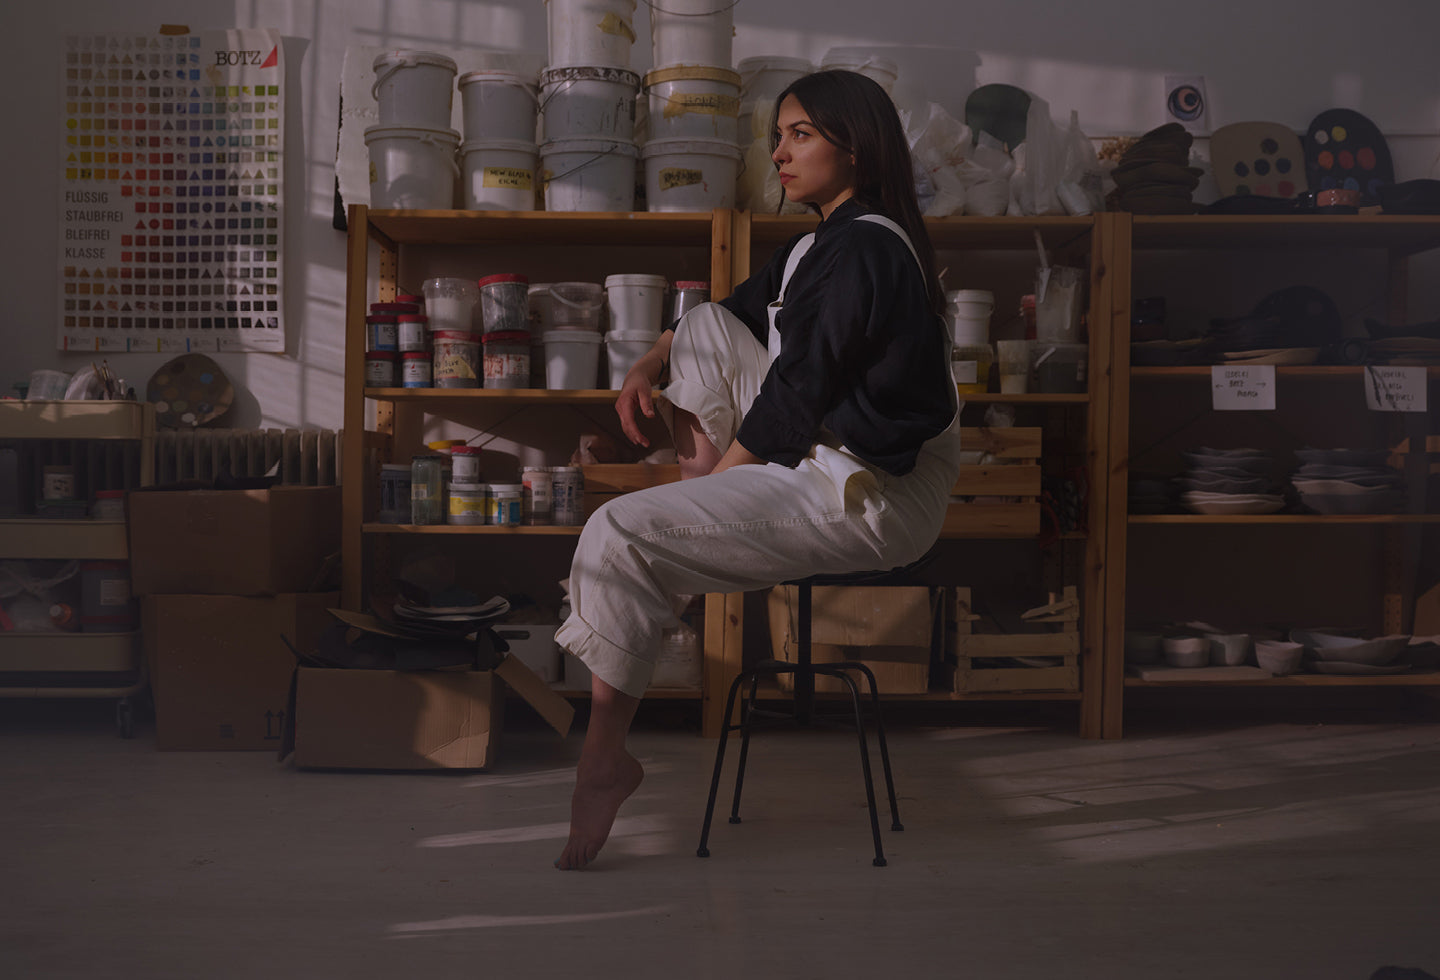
[960,133,1014,216]
[1010,98,1100,216]
[908,103,972,217]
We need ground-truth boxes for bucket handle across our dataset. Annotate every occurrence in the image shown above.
[546,286,603,313]
[371,56,424,102]
[642,0,741,16]
[405,129,463,179]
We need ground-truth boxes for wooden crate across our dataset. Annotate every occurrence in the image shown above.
[580,463,681,516]
[943,427,1042,537]
[951,585,1080,693]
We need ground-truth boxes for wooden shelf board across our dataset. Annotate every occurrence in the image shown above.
[1129,514,1440,525]
[0,519,129,559]
[1125,672,1440,687]
[365,387,622,404]
[364,523,583,536]
[1129,365,1440,379]
[0,632,139,673]
[1131,214,1440,253]
[366,209,716,247]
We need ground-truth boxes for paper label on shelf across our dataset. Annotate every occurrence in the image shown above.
[1211,365,1275,410]
[1363,366,1427,413]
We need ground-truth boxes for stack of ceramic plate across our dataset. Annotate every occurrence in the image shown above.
[1178,447,1285,515]
[1289,628,1411,674]
[1291,448,1405,514]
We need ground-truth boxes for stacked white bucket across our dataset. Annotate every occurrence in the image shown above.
[603,274,669,386]
[458,63,541,210]
[366,51,462,209]
[540,0,643,211]
[640,1,742,212]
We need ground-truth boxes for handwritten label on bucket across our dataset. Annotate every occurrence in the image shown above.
[598,13,636,41]
[663,94,740,119]
[484,167,534,190]
[659,167,704,190]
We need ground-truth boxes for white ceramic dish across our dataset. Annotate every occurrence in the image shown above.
[1289,631,1410,665]
[1253,640,1304,675]
[1181,494,1286,515]
[1162,635,1209,667]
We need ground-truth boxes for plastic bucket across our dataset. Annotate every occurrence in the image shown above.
[460,138,538,210]
[422,277,479,332]
[546,281,604,329]
[604,273,668,335]
[946,289,993,345]
[432,330,483,388]
[541,137,637,212]
[605,329,657,387]
[458,70,538,142]
[539,66,639,142]
[478,273,531,333]
[649,0,735,70]
[819,48,899,94]
[641,137,741,212]
[372,50,458,129]
[1032,342,1087,393]
[365,125,460,209]
[544,330,603,389]
[737,56,812,141]
[643,66,741,143]
[545,0,638,69]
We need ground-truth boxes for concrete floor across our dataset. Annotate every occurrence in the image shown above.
[2,690,1439,980]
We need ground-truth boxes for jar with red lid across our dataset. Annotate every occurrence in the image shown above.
[398,313,429,351]
[482,330,531,388]
[366,350,397,387]
[366,313,398,351]
[478,273,531,334]
[401,350,432,388]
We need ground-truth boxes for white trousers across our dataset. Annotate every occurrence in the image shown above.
[554,302,962,698]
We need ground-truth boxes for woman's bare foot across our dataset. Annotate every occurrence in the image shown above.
[555,751,645,870]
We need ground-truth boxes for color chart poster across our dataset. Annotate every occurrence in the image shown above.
[59,29,285,353]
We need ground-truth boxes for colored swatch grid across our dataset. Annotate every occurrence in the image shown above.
[58,30,285,352]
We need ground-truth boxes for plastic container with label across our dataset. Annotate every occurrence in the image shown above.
[366,351,397,387]
[450,445,483,484]
[522,466,553,525]
[951,342,993,394]
[410,454,447,525]
[448,483,488,525]
[483,331,531,388]
[401,351,432,388]
[378,463,412,524]
[486,483,524,526]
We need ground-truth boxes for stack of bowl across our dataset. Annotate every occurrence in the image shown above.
[1178,447,1285,515]
[1290,448,1405,514]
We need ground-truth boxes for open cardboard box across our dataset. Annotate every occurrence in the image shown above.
[282,609,575,770]
[767,584,937,694]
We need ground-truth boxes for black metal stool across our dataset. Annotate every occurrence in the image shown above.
[696,552,934,867]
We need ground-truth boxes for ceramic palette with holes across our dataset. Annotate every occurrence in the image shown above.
[1303,108,1394,205]
[1209,122,1306,198]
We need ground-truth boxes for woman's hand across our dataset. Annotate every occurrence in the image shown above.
[614,332,675,448]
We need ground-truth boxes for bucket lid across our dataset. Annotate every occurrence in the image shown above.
[543,330,603,344]
[370,301,417,313]
[489,483,524,493]
[450,445,482,455]
[458,69,538,87]
[373,49,458,73]
[381,463,412,471]
[644,65,741,88]
[365,313,399,323]
[460,138,539,154]
[540,137,639,158]
[948,289,994,304]
[640,138,743,161]
[540,65,641,87]
[432,330,480,342]
[604,273,669,288]
[738,56,814,75]
[402,351,432,359]
[819,50,898,77]
[364,124,461,145]
[482,330,531,343]
[675,280,709,290]
[478,272,529,288]
[395,293,423,303]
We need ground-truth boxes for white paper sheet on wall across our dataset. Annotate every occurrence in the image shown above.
[57,28,285,353]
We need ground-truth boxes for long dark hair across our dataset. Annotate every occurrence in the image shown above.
[770,69,943,316]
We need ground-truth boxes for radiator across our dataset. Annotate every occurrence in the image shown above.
[152,428,341,486]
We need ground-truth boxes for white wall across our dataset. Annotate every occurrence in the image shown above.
[3,0,1437,428]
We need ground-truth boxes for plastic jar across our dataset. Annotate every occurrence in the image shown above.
[551,465,585,525]
[366,313,399,351]
[79,561,134,632]
[522,466,553,525]
[378,463,412,523]
[432,331,482,388]
[450,445,483,484]
[410,455,446,524]
[395,293,424,311]
[448,482,488,524]
[401,351,432,387]
[366,351,397,387]
[423,277,480,332]
[483,330,531,388]
[952,342,993,394]
[43,465,76,501]
[670,280,709,328]
[486,483,523,526]
[92,490,125,521]
[478,273,531,334]
[397,314,429,351]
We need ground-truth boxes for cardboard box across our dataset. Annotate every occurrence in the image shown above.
[143,592,339,750]
[289,657,573,770]
[767,585,936,694]
[129,486,340,596]
[492,623,561,683]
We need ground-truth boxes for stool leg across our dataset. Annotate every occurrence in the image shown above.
[835,669,887,867]
[850,661,904,833]
[697,671,749,858]
[727,671,763,824]
[795,581,814,725]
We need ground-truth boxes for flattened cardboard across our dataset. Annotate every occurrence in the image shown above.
[291,654,572,771]
[129,485,340,597]
[144,592,338,750]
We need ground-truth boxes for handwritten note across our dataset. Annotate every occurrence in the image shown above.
[1364,366,1427,413]
[1211,365,1276,411]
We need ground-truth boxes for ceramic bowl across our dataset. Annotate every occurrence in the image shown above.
[1162,635,1210,668]
[1206,632,1252,666]
[1254,640,1304,675]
